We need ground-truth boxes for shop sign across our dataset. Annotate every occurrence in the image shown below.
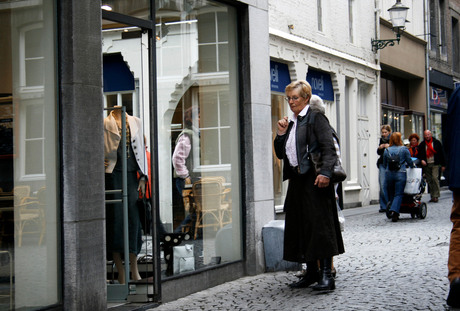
[306,69,334,101]
[270,61,291,92]
[430,86,448,110]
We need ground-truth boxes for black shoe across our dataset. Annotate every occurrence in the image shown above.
[289,272,319,288]
[391,212,399,222]
[379,209,386,213]
[447,278,460,308]
[312,258,335,291]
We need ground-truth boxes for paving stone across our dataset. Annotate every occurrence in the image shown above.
[149,190,454,310]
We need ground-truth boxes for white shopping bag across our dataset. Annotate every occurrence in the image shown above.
[173,244,195,274]
[404,167,422,195]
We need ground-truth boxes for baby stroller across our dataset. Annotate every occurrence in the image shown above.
[386,166,427,220]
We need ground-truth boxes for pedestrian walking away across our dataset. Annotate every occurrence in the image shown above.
[382,132,414,222]
[417,130,446,203]
[274,80,344,292]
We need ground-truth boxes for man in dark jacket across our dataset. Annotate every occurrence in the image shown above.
[417,130,446,202]
[446,87,460,308]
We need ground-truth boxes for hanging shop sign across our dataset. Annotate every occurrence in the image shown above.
[270,61,291,92]
[306,69,334,101]
[430,86,448,110]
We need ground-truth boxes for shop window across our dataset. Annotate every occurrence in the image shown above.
[382,107,403,133]
[156,1,241,277]
[271,94,288,209]
[430,111,443,140]
[402,113,424,140]
[1,0,60,309]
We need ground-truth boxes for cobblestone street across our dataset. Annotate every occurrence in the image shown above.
[150,190,455,310]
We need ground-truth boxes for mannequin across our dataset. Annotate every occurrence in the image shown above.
[104,107,147,284]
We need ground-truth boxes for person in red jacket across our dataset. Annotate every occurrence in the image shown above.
[417,130,446,202]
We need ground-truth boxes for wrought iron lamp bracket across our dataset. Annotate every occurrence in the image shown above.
[371,33,401,52]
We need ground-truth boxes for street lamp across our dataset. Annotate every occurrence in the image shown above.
[371,0,409,51]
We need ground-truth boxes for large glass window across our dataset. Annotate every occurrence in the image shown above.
[430,111,444,141]
[0,0,59,309]
[381,107,403,133]
[157,1,241,277]
[271,94,288,209]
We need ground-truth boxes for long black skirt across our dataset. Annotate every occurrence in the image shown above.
[283,171,345,263]
[105,170,143,256]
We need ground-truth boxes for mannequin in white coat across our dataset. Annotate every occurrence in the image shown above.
[104,107,147,284]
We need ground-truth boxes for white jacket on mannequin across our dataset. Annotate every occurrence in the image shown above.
[104,112,148,176]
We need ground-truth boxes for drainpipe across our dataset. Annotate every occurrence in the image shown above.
[375,0,381,123]
[424,0,431,131]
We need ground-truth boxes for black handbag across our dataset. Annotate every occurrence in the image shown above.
[310,153,347,183]
[331,159,347,183]
[138,181,153,235]
[137,197,152,235]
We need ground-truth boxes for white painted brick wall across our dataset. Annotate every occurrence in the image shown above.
[269,0,376,62]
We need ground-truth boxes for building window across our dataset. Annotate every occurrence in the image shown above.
[452,17,459,73]
[429,0,447,56]
[381,108,403,133]
[348,0,354,43]
[317,0,323,32]
[197,10,229,73]
[438,0,446,56]
[429,0,437,52]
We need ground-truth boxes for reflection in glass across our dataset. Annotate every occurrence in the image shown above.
[102,0,150,20]
[0,0,59,308]
[158,1,241,278]
[271,94,288,207]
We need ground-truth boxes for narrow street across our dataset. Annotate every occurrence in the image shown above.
[151,190,454,310]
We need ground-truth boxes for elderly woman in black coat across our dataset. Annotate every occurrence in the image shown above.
[274,80,345,291]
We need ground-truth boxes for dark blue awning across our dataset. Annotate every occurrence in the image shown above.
[306,69,334,101]
[103,53,135,92]
[270,61,291,92]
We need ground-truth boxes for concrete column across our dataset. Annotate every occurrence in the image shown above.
[59,1,106,309]
[243,2,274,275]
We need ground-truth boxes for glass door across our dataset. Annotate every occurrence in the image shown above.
[102,12,158,302]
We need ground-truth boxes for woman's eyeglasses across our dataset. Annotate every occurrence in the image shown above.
[285,96,302,102]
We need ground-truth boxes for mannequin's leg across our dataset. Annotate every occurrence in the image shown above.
[130,253,141,281]
[113,252,125,284]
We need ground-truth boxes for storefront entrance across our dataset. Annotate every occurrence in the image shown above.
[102,0,243,304]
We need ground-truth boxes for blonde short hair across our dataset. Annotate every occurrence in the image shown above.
[285,80,312,101]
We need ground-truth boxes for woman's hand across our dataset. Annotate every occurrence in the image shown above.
[138,179,146,196]
[277,116,289,135]
[314,175,330,188]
